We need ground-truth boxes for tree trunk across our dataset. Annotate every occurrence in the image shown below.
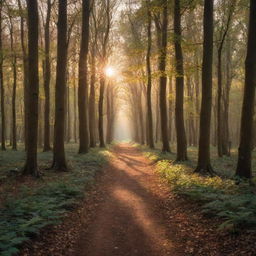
[43,0,52,151]
[217,2,235,157]
[8,13,17,151]
[106,84,115,144]
[78,0,90,153]
[66,81,71,143]
[187,76,196,146]
[222,37,232,156]
[98,77,105,147]
[38,96,43,148]
[174,0,187,161]
[217,49,224,157]
[168,74,173,143]
[89,47,96,147]
[138,88,145,145]
[73,66,77,143]
[236,0,256,179]
[0,3,5,151]
[11,55,17,151]
[155,90,159,143]
[18,0,28,151]
[195,0,214,174]
[52,0,68,171]
[23,0,39,177]
[146,0,154,149]
[158,0,170,152]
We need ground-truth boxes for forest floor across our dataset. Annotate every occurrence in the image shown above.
[19,143,256,256]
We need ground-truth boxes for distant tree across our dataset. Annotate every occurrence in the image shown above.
[195,0,214,174]
[23,0,39,176]
[78,0,90,153]
[106,83,116,144]
[98,0,112,148]
[52,0,68,171]
[174,0,187,161]
[0,1,6,151]
[6,5,18,151]
[236,0,256,179]
[88,2,97,148]
[216,0,236,157]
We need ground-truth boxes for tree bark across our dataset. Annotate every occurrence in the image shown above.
[195,0,214,174]
[23,0,39,176]
[158,0,170,152]
[98,77,105,147]
[216,2,235,157]
[52,0,68,171]
[7,10,17,151]
[43,0,52,151]
[236,0,256,179]
[0,2,5,150]
[89,47,96,147]
[11,55,17,151]
[78,0,90,153]
[106,84,115,144]
[73,66,77,143]
[17,0,28,151]
[174,0,187,161]
[146,0,154,149]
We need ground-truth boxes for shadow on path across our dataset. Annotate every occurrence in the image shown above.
[75,144,182,256]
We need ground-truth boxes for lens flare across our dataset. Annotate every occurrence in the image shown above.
[105,66,115,77]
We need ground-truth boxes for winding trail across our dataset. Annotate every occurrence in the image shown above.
[75,144,182,256]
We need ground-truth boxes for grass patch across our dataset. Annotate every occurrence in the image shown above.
[0,145,111,256]
[138,145,256,232]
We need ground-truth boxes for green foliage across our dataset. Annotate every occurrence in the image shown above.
[203,194,256,231]
[141,146,256,232]
[0,147,110,256]
[0,183,78,255]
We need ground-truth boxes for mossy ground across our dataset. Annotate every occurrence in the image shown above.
[135,143,256,232]
[0,144,112,256]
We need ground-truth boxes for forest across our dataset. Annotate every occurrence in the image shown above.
[0,0,256,255]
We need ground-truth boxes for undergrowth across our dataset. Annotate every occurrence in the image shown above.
[0,147,111,256]
[137,144,256,233]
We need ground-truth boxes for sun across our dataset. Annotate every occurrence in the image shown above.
[105,66,115,77]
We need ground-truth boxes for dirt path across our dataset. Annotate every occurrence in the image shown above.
[75,144,182,256]
[20,143,256,256]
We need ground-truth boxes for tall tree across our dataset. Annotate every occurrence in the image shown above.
[23,0,39,176]
[98,0,111,148]
[6,8,18,151]
[78,0,90,153]
[17,0,28,150]
[0,1,6,151]
[195,0,214,174]
[52,0,68,171]
[146,0,154,149]
[174,0,187,161]
[43,0,53,152]
[216,1,236,157]
[89,3,97,148]
[158,0,170,152]
[236,0,256,179]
